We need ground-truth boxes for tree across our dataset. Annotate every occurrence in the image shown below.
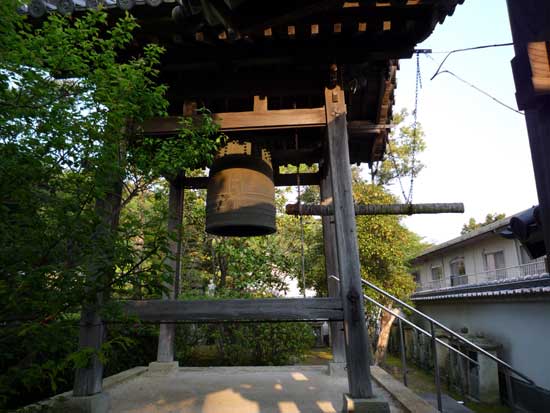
[461,212,506,235]
[0,3,222,408]
[373,108,426,187]
[360,109,430,363]
[353,179,427,363]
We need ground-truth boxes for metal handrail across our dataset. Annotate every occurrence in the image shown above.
[330,275,535,412]
[357,276,534,385]
[361,293,478,366]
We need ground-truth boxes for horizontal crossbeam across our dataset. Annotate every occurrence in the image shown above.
[142,107,327,136]
[120,297,343,323]
[141,115,393,137]
[285,202,465,216]
[182,173,320,189]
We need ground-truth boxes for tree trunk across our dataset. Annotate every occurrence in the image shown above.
[374,304,396,365]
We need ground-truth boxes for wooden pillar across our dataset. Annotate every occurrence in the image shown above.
[320,160,346,364]
[73,306,104,396]
[157,176,184,362]
[324,86,374,398]
[506,1,550,259]
[74,153,124,397]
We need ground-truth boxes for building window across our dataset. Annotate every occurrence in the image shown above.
[431,265,443,281]
[483,250,505,279]
[450,257,466,286]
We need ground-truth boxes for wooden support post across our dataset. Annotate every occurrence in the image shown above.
[324,86,374,398]
[507,0,550,262]
[157,176,184,362]
[320,160,346,364]
[73,150,125,398]
[73,306,104,396]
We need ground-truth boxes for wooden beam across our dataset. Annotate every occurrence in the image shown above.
[271,148,322,166]
[240,0,344,35]
[273,172,321,187]
[528,41,550,94]
[212,107,327,131]
[141,106,327,135]
[141,116,388,139]
[120,298,343,322]
[348,121,395,134]
[285,202,465,216]
[183,173,321,189]
[324,86,374,398]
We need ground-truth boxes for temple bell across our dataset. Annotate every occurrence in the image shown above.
[205,141,276,236]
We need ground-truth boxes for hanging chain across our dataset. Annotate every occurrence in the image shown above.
[385,52,421,204]
[386,136,409,202]
[407,51,422,204]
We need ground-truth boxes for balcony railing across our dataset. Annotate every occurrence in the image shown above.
[416,260,547,292]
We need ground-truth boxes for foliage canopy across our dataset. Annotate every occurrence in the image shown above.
[0,2,223,408]
[461,212,506,235]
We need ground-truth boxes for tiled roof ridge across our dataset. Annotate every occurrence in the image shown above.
[411,286,550,301]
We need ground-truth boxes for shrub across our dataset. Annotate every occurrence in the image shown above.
[175,322,316,366]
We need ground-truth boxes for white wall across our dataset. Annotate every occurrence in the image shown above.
[417,300,550,390]
[415,234,523,288]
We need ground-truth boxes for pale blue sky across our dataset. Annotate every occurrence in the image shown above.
[391,0,538,244]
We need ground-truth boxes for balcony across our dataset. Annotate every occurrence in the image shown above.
[416,260,547,293]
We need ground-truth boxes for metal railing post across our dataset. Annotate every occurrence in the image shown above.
[329,275,536,412]
[430,321,443,412]
[354,276,534,385]
[398,319,408,387]
[505,370,516,412]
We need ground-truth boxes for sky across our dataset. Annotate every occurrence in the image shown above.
[389,0,538,245]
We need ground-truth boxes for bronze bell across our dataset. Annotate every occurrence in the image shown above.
[205,142,276,236]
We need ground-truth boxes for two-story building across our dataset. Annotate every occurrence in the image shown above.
[409,209,550,411]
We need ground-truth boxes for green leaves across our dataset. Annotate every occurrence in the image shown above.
[132,109,226,180]
[353,180,426,308]
[375,108,426,187]
[0,3,181,408]
[461,212,506,235]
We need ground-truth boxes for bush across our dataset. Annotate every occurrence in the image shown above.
[0,323,78,411]
[102,324,159,377]
[175,322,316,366]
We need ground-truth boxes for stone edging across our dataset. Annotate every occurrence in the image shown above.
[370,365,439,413]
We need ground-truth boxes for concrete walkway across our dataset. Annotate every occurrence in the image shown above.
[107,366,405,413]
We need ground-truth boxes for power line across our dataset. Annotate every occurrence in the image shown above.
[428,42,514,81]
[434,70,524,115]
[415,42,523,116]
